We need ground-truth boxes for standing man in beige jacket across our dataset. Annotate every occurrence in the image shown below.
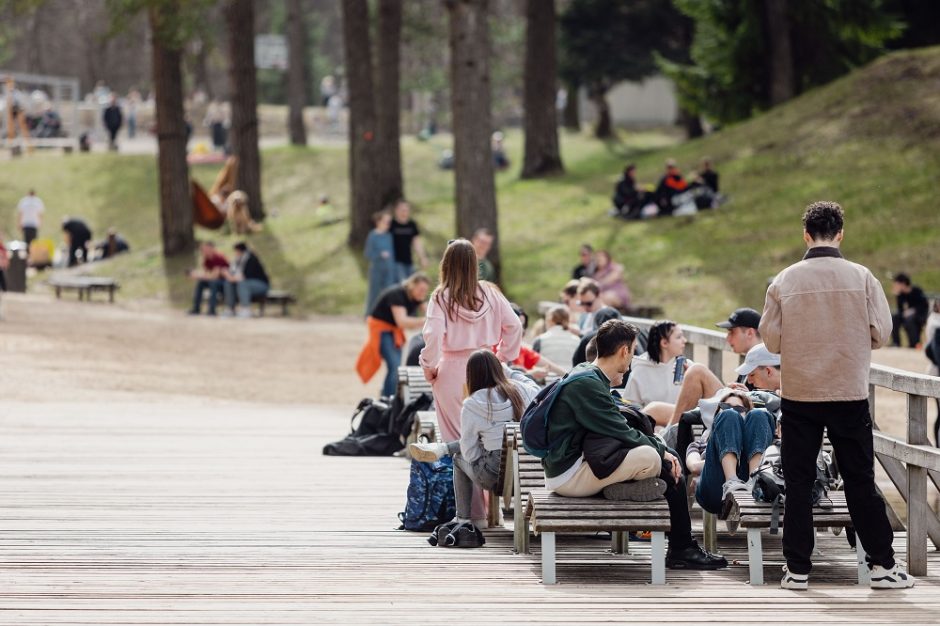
[760,201,914,590]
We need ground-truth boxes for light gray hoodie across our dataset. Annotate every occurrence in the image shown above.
[459,368,541,464]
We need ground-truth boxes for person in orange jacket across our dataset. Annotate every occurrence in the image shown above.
[356,273,431,397]
[655,158,688,216]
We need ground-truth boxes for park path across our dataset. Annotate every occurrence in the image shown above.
[0,293,938,623]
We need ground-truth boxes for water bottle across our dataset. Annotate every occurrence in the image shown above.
[673,355,687,385]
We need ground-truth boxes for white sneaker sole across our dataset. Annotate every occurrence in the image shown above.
[408,444,442,463]
[871,577,915,589]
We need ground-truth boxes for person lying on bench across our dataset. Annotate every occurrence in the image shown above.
[685,389,777,525]
[542,319,727,570]
[409,350,540,548]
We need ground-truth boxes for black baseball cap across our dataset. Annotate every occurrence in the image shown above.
[716,307,761,330]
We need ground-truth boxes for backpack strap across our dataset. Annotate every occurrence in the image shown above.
[770,494,785,535]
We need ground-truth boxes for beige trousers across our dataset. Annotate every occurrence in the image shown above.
[554,446,661,498]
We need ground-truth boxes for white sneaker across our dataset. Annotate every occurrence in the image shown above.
[781,565,809,590]
[236,309,253,319]
[870,563,915,589]
[409,442,449,462]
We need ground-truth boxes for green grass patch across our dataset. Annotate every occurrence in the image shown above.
[2,48,939,325]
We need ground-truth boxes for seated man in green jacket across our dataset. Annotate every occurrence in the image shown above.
[543,319,727,570]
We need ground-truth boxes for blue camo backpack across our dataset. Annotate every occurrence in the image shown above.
[398,456,456,531]
[520,367,600,458]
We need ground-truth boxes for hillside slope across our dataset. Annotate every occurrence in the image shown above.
[1,48,937,325]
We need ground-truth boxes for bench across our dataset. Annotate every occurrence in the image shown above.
[527,489,671,585]
[397,365,433,404]
[49,276,119,303]
[252,290,296,316]
[724,490,868,585]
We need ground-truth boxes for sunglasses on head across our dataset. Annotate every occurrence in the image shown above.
[718,402,747,415]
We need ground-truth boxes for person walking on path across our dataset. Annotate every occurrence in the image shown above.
[17,189,44,247]
[103,95,123,151]
[419,239,522,521]
[760,200,914,590]
[364,210,397,315]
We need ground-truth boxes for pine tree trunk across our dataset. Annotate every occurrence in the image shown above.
[447,0,500,283]
[764,0,794,105]
[342,0,382,247]
[590,87,612,139]
[678,106,704,138]
[225,0,265,221]
[374,0,403,206]
[149,5,195,258]
[562,80,580,131]
[286,0,309,146]
[521,0,563,179]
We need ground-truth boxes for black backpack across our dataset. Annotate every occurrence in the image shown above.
[322,393,433,457]
[751,448,833,534]
[520,367,599,458]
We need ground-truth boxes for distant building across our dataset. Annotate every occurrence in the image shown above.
[578,75,678,126]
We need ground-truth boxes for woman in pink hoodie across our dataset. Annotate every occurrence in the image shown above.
[419,239,523,520]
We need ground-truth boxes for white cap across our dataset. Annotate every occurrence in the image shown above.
[735,343,780,376]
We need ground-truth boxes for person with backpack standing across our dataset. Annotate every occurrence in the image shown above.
[409,350,540,547]
[761,200,914,590]
[418,239,523,522]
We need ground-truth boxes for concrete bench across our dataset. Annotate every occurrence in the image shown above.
[725,489,867,585]
[526,489,671,585]
[49,276,119,303]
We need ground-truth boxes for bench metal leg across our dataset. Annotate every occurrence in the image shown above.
[703,512,718,552]
[55,286,61,299]
[747,528,764,585]
[109,286,114,303]
[856,537,870,585]
[541,532,556,585]
[281,302,289,316]
[651,531,666,585]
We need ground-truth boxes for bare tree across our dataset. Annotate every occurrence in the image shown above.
[446,0,500,281]
[149,2,195,256]
[374,0,403,205]
[225,0,265,221]
[521,0,562,179]
[286,0,309,146]
[342,0,382,247]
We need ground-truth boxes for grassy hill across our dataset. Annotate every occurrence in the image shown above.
[1,47,938,326]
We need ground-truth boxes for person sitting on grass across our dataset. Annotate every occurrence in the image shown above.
[542,319,727,570]
[409,350,540,548]
[188,241,230,316]
[221,242,269,318]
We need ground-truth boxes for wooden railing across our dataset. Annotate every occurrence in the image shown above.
[623,316,940,576]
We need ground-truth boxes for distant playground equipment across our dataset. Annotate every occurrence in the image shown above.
[192,156,239,230]
[1,71,80,154]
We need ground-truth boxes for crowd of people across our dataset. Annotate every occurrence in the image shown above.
[356,200,920,589]
[611,158,722,220]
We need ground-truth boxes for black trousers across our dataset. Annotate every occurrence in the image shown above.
[892,312,926,347]
[780,398,895,574]
[660,447,694,551]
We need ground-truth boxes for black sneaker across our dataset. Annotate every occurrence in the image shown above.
[602,477,667,502]
[666,543,728,570]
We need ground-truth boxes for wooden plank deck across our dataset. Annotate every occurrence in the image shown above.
[0,401,937,624]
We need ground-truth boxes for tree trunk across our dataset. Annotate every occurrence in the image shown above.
[286,0,309,146]
[521,0,563,179]
[562,80,580,131]
[342,0,382,247]
[589,87,612,139]
[149,5,195,257]
[763,0,794,105]
[678,106,704,138]
[374,0,404,206]
[192,36,214,100]
[225,0,265,221]
[447,0,500,282]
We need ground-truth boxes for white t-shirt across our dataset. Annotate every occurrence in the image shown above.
[17,196,44,228]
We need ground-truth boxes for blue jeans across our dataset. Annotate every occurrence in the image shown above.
[379,331,401,397]
[695,408,775,514]
[191,279,225,314]
[224,279,269,310]
[395,262,415,282]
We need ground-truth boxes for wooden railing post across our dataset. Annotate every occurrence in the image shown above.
[907,394,929,576]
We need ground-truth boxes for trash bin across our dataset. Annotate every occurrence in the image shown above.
[6,242,28,293]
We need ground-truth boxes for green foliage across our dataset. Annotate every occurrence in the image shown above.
[105,0,215,49]
[663,0,903,124]
[559,0,691,92]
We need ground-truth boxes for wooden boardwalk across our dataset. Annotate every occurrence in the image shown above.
[0,401,937,624]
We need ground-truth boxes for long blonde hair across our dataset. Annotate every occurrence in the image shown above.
[434,239,483,321]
